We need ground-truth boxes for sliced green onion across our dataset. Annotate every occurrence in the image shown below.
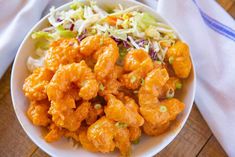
[104,31,109,38]
[100,39,103,46]
[91,29,97,34]
[166,88,174,98]
[130,75,137,83]
[94,104,102,110]
[175,82,182,89]
[119,46,128,59]
[159,105,167,113]
[132,138,140,144]
[141,78,145,85]
[99,83,104,91]
[169,56,174,64]
[156,61,162,65]
[115,122,128,128]
[120,51,126,58]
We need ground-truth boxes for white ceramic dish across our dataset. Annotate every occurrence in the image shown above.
[11,0,196,156]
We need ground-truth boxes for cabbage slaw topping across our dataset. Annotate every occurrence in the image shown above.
[28,0,178,72]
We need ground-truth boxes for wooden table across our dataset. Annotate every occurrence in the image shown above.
[0,0,234,156]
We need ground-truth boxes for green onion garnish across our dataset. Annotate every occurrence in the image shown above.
[115,122,128,128]
[119,46,128,59]
[141,78,145,85]
[169,56,174,64]
[99,83,104,91]
[156,61,162,65]
[159,105,167,113]
[130,75,137,83]
[100,37,104,45]
[91,29,97,34]
[94,104,102,110]
[120,51,127,58]
[132,138,140,144]
[175,82,182,89]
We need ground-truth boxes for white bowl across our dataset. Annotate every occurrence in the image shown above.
[11,0,196,156]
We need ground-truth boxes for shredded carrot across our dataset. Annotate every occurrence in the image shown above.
[105,16,123,26]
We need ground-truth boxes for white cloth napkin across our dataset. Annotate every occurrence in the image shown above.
[140,2,235,156]
[0,0,50,76]
[157,0,235,156]
[1,0,235,156]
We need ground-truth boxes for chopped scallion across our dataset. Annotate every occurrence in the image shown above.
[130,75,137,83]
[159,105,167,112]
[115,122,128,128]
[94,104,102,109]
[169,56,174,64]
[141,78,145,85]
[91,29,97,34]
[132,138,140,144]
[100,37,104,45]
[175,82,182,89]
[119,46,128,60]
[99,83,104,91]
[156,61,162,65]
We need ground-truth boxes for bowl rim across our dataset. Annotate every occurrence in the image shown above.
[10,0,197,156]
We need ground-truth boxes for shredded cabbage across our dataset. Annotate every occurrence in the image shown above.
[145,25,160,40]
[84,5,94,19]
[31,31,54,40]
[48,7,64,27]
[128,36,140,49]
[144,42,150,52]
[135,12,157,30]
[70,1,84,10]
[78,14,99,35]
[27,56,45,72]
[109,29,127,41]
[109,6,140,16]
[96,24,108,32]
[155,27,174,33]
[71,8,84,20]
[92,5,108,18]
[28,0,179,72]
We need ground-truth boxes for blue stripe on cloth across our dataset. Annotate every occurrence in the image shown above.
[192,0,235,41]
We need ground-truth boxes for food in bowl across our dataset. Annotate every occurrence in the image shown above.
[22,0,192,156]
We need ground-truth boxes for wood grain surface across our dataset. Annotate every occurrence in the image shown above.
[0,0,234,156]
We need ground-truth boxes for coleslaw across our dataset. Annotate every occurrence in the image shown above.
[28,0,178,72]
